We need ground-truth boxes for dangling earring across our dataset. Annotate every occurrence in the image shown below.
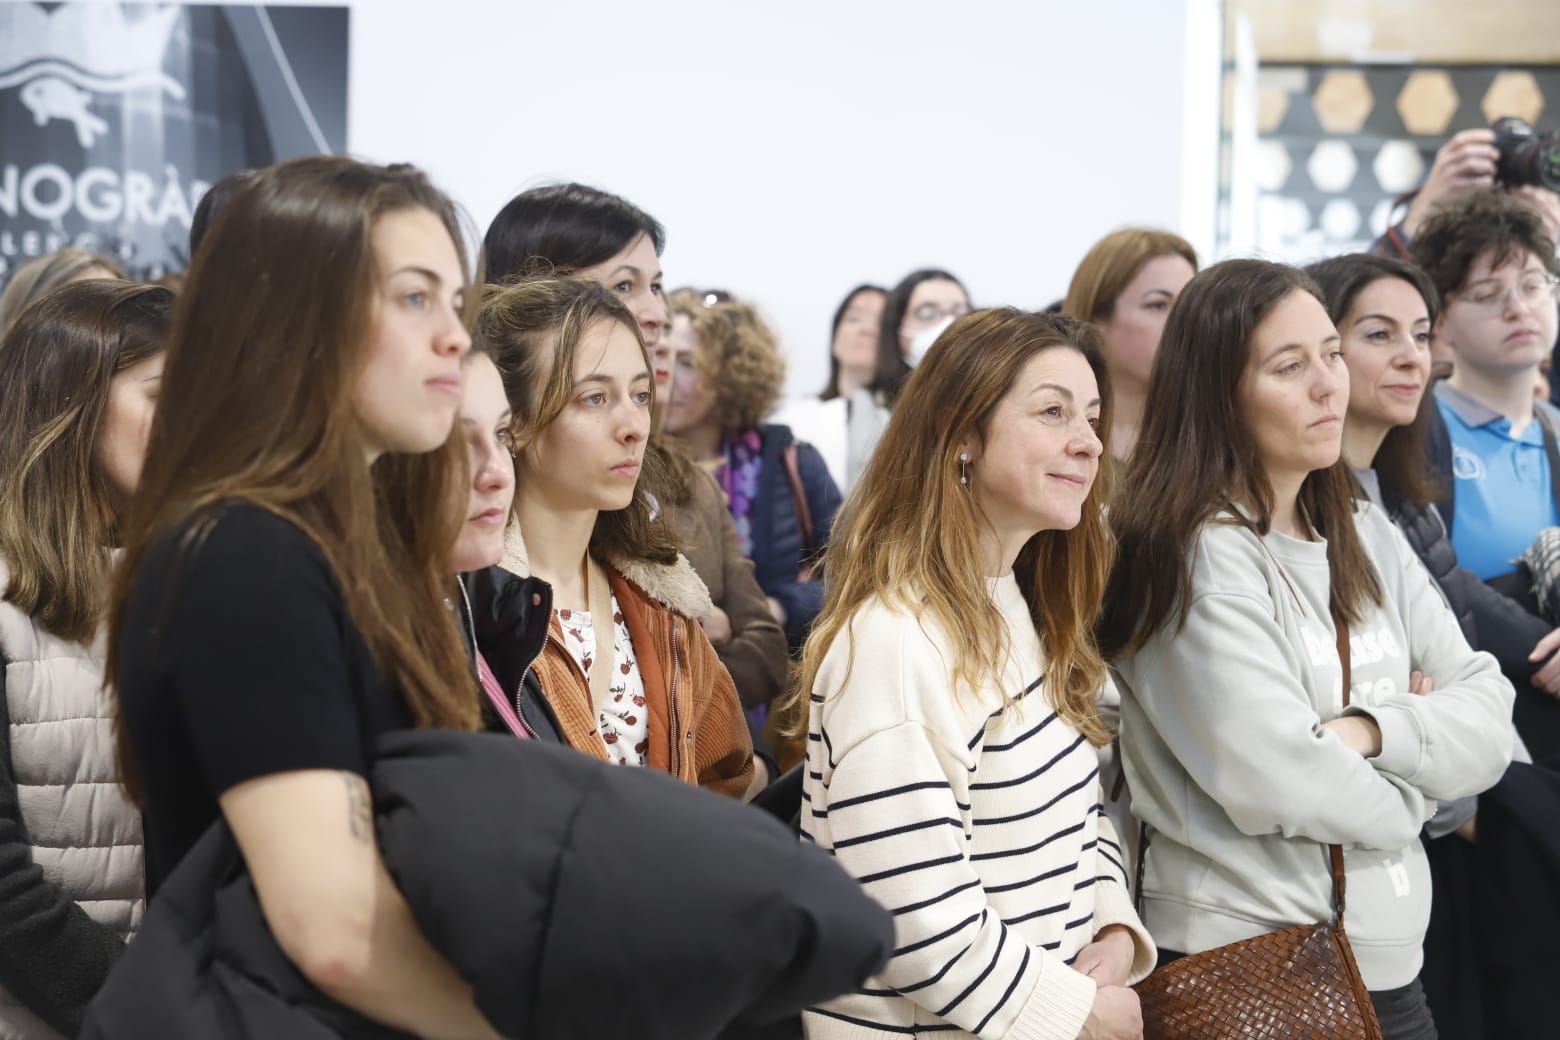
[959,452,971,486]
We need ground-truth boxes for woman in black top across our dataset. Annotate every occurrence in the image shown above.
[108,157,503,1039]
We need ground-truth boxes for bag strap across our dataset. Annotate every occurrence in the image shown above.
[1532,406,1560,518]
[782,442,816,560]
[1330,612,1351,928]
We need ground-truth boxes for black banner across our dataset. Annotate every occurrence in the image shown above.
[0,2,349,285]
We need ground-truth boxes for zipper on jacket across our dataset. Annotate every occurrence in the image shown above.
[669,622,685,777]
[513,643,545,739]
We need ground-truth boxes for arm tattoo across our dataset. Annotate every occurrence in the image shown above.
[341,772,373,844]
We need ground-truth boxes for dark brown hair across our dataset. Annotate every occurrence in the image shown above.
[1099,259,1383,659]
[821,284,885,400]
[787,309,1114,745]
[476,275,682,565]
[1411,187,1559,300]
[870,268,968,404]
[107,156,481,802]
[1306,253,1443,506]
[0,281,172,642]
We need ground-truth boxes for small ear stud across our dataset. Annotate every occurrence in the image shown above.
[959,452,971,485]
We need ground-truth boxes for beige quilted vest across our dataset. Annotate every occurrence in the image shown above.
[0,560,143,1038]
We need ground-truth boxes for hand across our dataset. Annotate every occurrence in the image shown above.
[1408,670,1435,696]
[1529,628,1560,697]
[699,607,733,648]
[1401,128,1498,237]
[1320,715,1383,758]
[1455,815,1478,843]
[1073,925,1137,988]
[1510,184,1560,244]
[1078,984,1143,1040]
[765,596,787,626]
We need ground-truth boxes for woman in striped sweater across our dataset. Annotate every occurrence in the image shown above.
[791,309,1154,1040]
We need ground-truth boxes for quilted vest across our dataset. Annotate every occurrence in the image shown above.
[0,560,143,1036]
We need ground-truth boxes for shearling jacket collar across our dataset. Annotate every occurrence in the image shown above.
[499,522,714,622]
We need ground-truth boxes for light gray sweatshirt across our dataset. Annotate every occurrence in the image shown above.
[1115,502,1514,991]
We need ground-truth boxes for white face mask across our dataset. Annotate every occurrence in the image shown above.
[905,316,954,367]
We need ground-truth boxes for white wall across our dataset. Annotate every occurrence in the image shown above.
[3,0,1218,396]
[340,0,1220,398]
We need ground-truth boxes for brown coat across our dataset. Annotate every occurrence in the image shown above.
[669,466,789,711]
[525,551,756,799]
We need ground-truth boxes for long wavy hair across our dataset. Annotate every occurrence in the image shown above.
[0,281,172,642]
[787,308,1114,745]
[476,275,682,565]
[1099,259,1383,660]
[107,157,481,803]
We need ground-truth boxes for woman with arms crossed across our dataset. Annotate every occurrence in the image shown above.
[1102,259,1514,1040]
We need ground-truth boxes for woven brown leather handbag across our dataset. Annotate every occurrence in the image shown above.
[1130,621,1385,1040]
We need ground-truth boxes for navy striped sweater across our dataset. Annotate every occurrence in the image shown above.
[801,576,1154,1039]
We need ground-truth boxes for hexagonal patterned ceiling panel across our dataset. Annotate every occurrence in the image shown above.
[1314,71,1373,134]
[1220,63,1560,263]
[1483,71,1545,125]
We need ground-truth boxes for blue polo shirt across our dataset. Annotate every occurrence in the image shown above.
[1436,382,1560,580]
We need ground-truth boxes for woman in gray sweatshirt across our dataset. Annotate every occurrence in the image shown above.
[1099,259,1515,1040]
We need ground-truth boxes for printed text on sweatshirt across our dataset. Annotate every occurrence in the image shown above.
[801,575,1154,1040]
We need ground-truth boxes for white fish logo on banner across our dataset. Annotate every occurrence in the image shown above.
[0,3,185,148]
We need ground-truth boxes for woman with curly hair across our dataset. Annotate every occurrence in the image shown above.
[664,291,843,654]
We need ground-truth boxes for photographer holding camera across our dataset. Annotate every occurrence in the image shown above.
[1382,126,1560,250]
[1377,121,1560,397]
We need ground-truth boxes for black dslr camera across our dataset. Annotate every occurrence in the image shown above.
[1491,116,1560,191]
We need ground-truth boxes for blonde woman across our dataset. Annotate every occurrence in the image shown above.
[0,247,124,332]
[796,309,1153,1040]
[1062,228,1197,462]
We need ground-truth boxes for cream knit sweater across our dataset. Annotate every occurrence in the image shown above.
[801,575,1154,1040]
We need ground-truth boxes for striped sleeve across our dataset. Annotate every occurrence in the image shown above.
[822,721,1097,1040]
[1088,808,1157,986]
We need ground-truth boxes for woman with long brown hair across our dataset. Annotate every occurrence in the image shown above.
[473,276,756,795]
[796,309,1153,1040]
[1101,259,1514,1040]
[107,156,504,1038]
[0,280,169,1037]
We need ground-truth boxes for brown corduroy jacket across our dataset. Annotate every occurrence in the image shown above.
[508,542,756,799]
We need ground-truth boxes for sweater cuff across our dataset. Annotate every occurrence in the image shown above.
[1347,700,1425,782]
[1092,880,1158,986]
[1007,954,1097,1040]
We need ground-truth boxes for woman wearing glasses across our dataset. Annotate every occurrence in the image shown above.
[840,270,972,480]
[871,269,971,401]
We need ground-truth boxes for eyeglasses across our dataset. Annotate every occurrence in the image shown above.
[908,301,971,325]
[1452,272,1560,318]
